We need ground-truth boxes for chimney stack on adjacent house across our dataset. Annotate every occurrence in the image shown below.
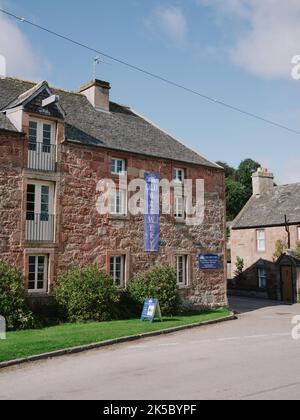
[79,79,111,113]
[252,168,274,196]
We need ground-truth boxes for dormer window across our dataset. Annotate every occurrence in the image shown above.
[27,120,56,172]
[111,158,126,175]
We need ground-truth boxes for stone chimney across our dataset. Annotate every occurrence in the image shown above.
[79,79,111,113]
[252,168,274,196]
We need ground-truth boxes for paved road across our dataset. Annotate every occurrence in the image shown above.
[0,297,300,400]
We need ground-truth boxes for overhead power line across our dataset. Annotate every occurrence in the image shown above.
[1,7,300,135]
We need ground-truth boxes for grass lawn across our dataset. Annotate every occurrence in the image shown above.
[0,308,230,363]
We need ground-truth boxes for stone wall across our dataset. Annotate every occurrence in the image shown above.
[58,143,227,307]
[0,129,227,308]
[231,225,300,278]
[0,131,25,268]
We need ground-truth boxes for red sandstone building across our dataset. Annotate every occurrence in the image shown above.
[0,77,227,308]
[231,169,300,302]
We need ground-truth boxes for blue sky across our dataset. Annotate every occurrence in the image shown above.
[1,0,300,184]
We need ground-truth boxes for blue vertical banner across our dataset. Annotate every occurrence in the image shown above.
[144,172,160,252]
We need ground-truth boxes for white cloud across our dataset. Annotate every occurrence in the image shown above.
[145,6,187,45]
[0,11,45,80]
[197,0,300,79]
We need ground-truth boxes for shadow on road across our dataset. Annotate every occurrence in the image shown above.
[228,296,283,315]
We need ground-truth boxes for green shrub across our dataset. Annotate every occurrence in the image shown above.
[127,266,180,315]
[53,265,119,322]
[0,261,34,330]
[114,291,141,320]
[28,296,67,327]
[234,257,244,278]
[293,242,300,260]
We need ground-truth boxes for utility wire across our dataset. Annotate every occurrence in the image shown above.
[1,7,300,135]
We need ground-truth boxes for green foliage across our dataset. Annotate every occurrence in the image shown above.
[53,265,119,322]
[225,178,248,221]
[217,158,261,221]
[234,257,244,278]
[0,261,35,331]
[216,161,235,179]
[28,297,67,327]
[293,242,300,260]
[127,266,180,315]
[235,159,261,198]
[273,239,287,261]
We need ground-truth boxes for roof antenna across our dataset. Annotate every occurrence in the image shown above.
[93,56,111,80]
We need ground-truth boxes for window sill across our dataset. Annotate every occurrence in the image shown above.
[174,217,186,225]
[109,214,130,221]
[177,285,190,290]
[27,291,49,297]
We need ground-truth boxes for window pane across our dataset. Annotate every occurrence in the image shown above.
[43,124,51,153]
[29,121,37,151]
[174,169,184,182]
[176,256,187,285]
[111,159,125,174]
[41,186,49,221]
[110,256,124,287]
[26,184,35,220]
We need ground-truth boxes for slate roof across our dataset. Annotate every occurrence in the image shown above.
[0,77,220,169]
[232,183,300,229]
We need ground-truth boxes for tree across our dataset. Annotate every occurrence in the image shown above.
[225,178,248,221]
[293,242,300,260]
[218,158,261,221]
[273,239,287,261]
[216,161,236,179]
[234,257,244,278]
[236,159,261,198]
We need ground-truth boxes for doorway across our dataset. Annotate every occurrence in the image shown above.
[281,266,294,303]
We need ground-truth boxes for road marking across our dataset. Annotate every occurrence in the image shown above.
[243,334,269,339]
[157,343,179,347]
[128,345,149,350]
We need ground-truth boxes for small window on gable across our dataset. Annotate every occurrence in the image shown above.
[111,158,126,175]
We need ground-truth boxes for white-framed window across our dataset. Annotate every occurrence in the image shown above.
[26,181,55,242]
[28,120,55,152]
[258,268,267,289]
[28,255,49,292]
[174,195,185,219]
[111,158,126,175]
[256,229,266,252]
[297,226,300,241]
[173,168,185,183]
[109,189,127,216]
[176,255,188,286]
[109,256,125,288]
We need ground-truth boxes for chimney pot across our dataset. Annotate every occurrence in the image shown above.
[79,79,111,112]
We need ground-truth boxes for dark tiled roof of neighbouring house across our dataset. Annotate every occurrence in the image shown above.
[232,183,300,229]
[0,113,17,132]
[0,77,220,169]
